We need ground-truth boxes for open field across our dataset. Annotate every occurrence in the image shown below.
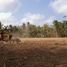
[20,38,67,45]
[0,38,67,67]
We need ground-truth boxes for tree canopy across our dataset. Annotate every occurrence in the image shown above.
[0,20,67,38]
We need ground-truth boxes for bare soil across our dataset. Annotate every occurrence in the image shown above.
[0,38,67,67]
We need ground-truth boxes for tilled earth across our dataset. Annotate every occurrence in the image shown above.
[0,38,67,67]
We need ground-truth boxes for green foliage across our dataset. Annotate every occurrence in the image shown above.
[53,20,67,37]
[27,24,37,37]
[0,20,67,38]
[0,21,2,29]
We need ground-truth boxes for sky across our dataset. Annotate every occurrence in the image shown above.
[0,0,67,26]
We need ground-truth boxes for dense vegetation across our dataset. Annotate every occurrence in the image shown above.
[0,20,67,37]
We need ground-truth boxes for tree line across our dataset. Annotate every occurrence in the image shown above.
[0,20,67,38]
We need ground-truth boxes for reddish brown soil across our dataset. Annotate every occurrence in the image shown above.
[0,38,67,67]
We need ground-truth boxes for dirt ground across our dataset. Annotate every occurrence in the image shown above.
[0,38,67,67]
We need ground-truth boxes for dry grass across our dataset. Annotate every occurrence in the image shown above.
[0,38,67,67]
[20,38,67,49]
[20,38,67,44]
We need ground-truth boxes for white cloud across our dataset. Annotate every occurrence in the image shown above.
[0,12,17,25]
[0,0,21,25]
[0,0,20,12]
[21,12,54,26]
[21,12,45,25]
[50,0,67,15]
[45,17,54,25]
